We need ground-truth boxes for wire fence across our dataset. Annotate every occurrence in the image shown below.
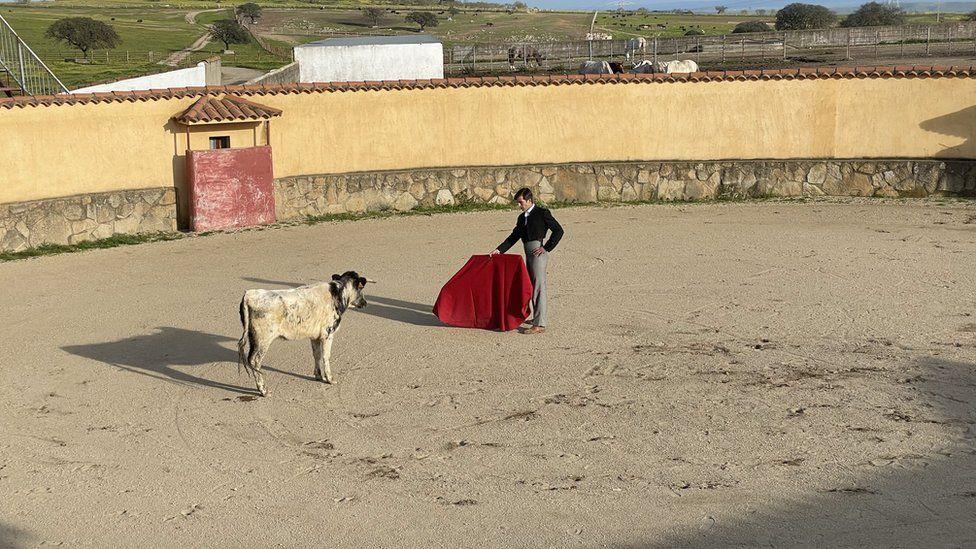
[445,21,976,74]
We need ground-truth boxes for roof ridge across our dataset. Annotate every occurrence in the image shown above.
[2,66,973,110]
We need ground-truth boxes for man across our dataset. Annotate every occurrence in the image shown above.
[490,187,564,334]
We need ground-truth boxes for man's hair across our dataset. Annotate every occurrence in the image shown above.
[514,187,533,201]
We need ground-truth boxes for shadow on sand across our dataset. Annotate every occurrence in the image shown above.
[62,326,321,395]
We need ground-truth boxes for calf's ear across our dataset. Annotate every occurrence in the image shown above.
[357,277,367,288]
[332,273,342,281]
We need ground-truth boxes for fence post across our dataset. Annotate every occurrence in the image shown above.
[126,50,129,63]
[673,37,677,58]
[721,34,726,63]
[846,30,851,60]
[741,38,745,58]
[473,44,477,73]
[947,26,952,55]
[926,27,930,55]
[783,32,787,60]
[875,30,879,58]
[697,37,701,64]
[760,37,765,61]
[653,36,658,63]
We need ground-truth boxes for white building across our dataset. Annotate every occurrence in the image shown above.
[69,59,221,94]
[293,35,443,83]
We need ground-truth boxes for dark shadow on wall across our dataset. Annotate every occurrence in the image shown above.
[617,356,976,548]
[171,154,189,231]
[0,521,32,549]
[166,119,190,231]
[920,105,976,159]
[241,277,443,327]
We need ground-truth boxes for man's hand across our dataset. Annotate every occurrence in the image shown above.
[532,247,546,257]
[489,249,500,256]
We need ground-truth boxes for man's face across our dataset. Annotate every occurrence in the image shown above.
[516,196,532,212]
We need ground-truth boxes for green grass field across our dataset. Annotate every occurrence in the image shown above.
[253,8,784,47]
[1,1,970,89]
[1,4,291,88]
[2,5,201,88]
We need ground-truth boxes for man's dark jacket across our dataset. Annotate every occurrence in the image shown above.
[496,206,564,253]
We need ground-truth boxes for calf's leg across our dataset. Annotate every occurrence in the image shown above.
[321,332,337,384]
[311,337,326,382]
[247,333,274,396]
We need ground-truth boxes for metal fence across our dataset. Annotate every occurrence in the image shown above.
[0,13,67,96]
[445,21,976,74]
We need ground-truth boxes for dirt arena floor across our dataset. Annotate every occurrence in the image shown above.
[1,199,975,548]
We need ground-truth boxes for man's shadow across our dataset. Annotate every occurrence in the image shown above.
[241,277,443,327]
[62,326,316,395]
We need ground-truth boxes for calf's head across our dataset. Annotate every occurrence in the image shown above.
[331,271,372,309]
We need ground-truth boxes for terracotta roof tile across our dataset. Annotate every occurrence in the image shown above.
[173,94,283,124]
[2,66,972,110]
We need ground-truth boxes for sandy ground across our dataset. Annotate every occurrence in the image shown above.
[1,199,975,548]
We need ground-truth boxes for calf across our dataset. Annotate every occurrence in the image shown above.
[238,271,372,396]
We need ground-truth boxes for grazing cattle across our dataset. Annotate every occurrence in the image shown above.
[237,271,373,396]
[624,37,647,60]
[508,45,544,70]
[632,59,699,74]
[579,60,613,74]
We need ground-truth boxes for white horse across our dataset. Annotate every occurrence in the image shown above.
[624,37,647,60]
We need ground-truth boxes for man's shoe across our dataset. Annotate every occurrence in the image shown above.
[522,326,546,335]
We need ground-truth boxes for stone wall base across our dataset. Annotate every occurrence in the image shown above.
[1,187,177,253]
[3,160,973,253]
[273,159,976,220]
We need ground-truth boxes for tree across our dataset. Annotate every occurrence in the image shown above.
[733,20,773,32]
[775,3,837,30]
[447,5,459,19]
[513,1,527,10]
[235,3,262,25]
[45,17,121,60]
[840,1,906,27]
[405,11,438,31]
[210,19,250,50]
[715,5,728,13]
[967,9,976,21]
[756,8,767,15]
[364,7,384,26]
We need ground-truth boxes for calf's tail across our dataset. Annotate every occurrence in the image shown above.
[238,294,251,378]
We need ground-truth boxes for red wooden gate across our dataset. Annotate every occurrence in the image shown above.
[185,146,276,232]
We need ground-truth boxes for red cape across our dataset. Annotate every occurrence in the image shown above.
[433,254,533,331]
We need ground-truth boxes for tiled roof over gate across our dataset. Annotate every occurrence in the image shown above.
[173,94,283,124]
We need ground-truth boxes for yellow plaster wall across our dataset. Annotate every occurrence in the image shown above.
[0,77,972,205]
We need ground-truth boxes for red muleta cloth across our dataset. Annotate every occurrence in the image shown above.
[433,254,533,331]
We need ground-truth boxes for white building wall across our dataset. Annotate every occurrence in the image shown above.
[295,42,443,83]
[69,60,217,93]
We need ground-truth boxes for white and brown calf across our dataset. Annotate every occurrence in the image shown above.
[237,271,372,396]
